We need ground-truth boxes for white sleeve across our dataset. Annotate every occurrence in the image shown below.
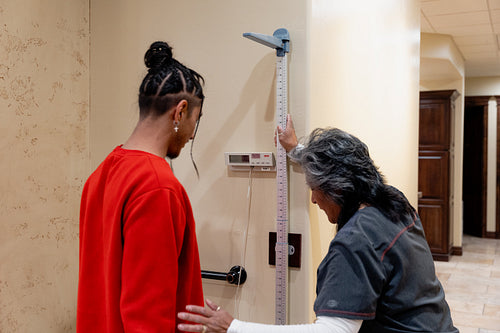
[287,143,304,163]
[227,316,362,333]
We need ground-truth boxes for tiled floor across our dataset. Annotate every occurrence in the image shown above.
[434,235,500,333]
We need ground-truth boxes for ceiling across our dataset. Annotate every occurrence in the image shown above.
[421,0,500,77]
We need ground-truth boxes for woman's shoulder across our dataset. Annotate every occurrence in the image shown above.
[333,207,410,253]
[340,206,387,233]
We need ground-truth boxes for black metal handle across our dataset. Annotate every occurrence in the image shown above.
[201,266,247,285]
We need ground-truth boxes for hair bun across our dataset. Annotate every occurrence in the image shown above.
[144,41,173,69]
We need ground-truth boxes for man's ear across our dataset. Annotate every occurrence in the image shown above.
[173,99,188,122]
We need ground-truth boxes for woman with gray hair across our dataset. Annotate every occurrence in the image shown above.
[178,115,457,333]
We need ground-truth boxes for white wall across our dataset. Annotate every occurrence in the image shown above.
[90,0,421,326]
[309,1,420,318]
[90,0,311,325]
[487,98,498,234]
[310,0,420,201]
[466,77,500,96]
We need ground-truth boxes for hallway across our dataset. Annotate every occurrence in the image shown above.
[434,235,500,332]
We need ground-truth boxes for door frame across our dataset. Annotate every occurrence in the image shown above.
[464,96,500,239]
[497,98,500,238]
[464,97,488,238]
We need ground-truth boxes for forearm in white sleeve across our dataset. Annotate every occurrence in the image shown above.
[287,143,304,163]
[227,316,362,333]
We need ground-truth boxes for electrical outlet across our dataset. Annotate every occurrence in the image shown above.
[268,232,301,268]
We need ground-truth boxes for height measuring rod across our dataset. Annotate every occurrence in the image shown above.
[243,28,290,325]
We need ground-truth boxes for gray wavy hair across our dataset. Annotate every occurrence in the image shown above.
[290,128,413,229]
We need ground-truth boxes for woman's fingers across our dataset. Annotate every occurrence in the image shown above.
[178,311,206,324]
[186,304,212,316]
[205,299,218,311]
[276,114,298,153]
[177,323,204,332]
[286,114,294,130]
[178,301,233,333]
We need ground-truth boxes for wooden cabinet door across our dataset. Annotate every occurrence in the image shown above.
[418,90,457,261]
[419,102,450,150]
[418,150,450,257]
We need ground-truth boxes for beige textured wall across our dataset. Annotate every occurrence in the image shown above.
[0,1,89,332]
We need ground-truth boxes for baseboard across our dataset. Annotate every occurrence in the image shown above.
[432,253,450,262]
[485,231,500,239]
[451,246,463,256]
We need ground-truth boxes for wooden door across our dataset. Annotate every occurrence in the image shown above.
[418,90,458,261]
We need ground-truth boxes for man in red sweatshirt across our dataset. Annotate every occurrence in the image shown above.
[77,41,205,332]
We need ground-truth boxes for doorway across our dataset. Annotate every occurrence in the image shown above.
[462,98,487,238]
[463,96,500,239]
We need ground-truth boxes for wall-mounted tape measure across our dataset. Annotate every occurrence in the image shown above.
[243,28,290,325]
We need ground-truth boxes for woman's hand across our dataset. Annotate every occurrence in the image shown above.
[178,299,234,333]
[275,114,298,153]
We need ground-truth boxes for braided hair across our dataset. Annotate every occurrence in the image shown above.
[139,41,204,118]
[139,41,205,176]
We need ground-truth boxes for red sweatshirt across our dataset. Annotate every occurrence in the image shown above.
[77,146,204,332]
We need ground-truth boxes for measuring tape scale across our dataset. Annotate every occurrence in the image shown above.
[275,53,289,325]
[243,29,290,325]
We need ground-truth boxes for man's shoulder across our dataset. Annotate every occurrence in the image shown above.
[87,148,182,197]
